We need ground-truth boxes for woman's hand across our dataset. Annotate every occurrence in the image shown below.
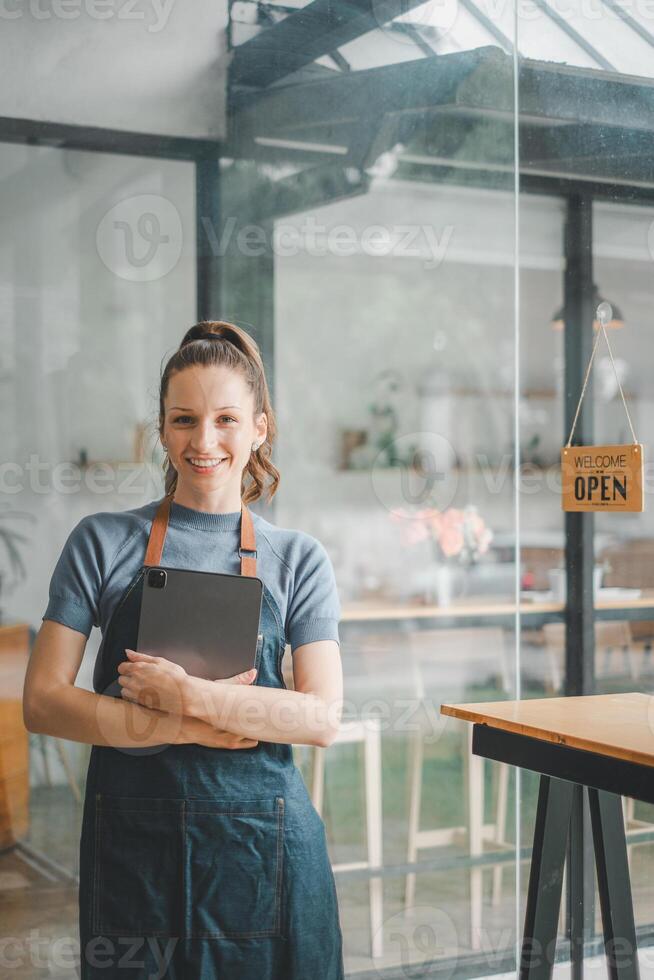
[118,649,257,715]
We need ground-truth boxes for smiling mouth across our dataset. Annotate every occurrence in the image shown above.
[186,457,228,471]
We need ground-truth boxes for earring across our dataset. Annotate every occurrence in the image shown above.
[251,442,260,452]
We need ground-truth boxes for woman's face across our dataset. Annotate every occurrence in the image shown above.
[161,365,267,500]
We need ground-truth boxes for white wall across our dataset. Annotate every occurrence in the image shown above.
[0,0,229,139]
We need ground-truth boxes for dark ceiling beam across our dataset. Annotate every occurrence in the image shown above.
[517,59,654,132]
[229,0,432,89]
[229,47,654,159]
[0,115,221,160]
[523,123,654,167]
[228,46,500,153]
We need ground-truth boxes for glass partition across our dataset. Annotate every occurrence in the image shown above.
[0,142,195,971]
[219,30,521,975]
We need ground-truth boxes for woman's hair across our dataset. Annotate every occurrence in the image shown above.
[158,320,280,504]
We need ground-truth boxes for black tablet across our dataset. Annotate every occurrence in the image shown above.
[136,565,264,681]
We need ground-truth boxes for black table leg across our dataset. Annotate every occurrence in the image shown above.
[520,775,575,980]
[587,789,640,980]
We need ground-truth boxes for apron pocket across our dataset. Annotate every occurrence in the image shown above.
[185,796,284,939]
[93,794,183,938]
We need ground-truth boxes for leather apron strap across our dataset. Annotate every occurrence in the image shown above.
[143,494,258,577]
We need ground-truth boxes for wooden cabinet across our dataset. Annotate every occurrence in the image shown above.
[0,623,30,851]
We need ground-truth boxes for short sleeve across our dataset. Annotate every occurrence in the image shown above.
[42,516,105,638]
[286,535,341,653]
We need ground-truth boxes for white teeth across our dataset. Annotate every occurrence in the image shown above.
[188,457,226,468]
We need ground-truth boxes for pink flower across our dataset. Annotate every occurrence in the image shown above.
[441,508,464,529]
[389,502,493,563]
[427,512,443,536]
[405,521,430,546]
[390,507,431,546]
[440,526,464,557]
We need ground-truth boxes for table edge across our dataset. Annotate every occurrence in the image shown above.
[440,701,654,769]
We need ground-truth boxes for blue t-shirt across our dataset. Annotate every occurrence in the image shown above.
[42,497,341,654]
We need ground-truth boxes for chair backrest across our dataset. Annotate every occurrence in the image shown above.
[543,621,632,651]
[407,626,510,701]
[542,620,632,679]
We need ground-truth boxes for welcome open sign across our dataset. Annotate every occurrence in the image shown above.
[561,444,644,513]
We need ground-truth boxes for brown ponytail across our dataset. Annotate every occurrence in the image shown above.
[158,320,280,504]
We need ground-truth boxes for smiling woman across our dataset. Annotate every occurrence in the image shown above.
[158,321,279,510]
[24,320,345,980]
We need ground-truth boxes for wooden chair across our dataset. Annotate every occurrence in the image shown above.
[543,620,640,692]
[285,648,384,959]
[403,627,514,950]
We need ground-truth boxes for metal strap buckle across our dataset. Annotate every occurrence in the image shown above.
[238,547,257,558]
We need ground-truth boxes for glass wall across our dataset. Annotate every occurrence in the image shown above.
[0,143,195,974]
[518,2,654,954]
[590,200,654,934]
[219,29,521,976]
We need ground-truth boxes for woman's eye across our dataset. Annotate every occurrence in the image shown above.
[172,416,236,424]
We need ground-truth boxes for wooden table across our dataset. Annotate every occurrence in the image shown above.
[341,589,654,632]
[441,693,653,980]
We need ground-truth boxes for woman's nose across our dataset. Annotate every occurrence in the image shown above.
[191,420,220,450]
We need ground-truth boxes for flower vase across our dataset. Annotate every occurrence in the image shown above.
[433,564,454,607]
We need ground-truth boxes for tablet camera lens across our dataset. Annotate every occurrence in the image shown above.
[147,569,167,589]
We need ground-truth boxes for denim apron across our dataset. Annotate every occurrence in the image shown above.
[78,493,345,979]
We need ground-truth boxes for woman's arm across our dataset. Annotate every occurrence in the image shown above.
[119,640,344,747]
[23,621,258,751]
[185,639,343,746]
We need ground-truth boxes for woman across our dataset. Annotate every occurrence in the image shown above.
[23,320,345,979]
